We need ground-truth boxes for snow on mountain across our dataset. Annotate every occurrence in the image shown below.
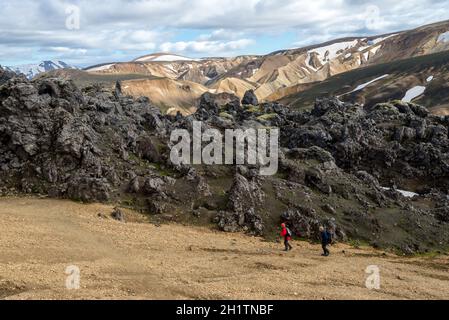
[437,31,449,43]
[6,60,77,79]
[381,187,419,198]
[341,74,390,96]
[308,40,359,64]
[402,86,426,103]
[85,64,116,72]
[357,34,396,53]
[370,34,398,45]
[134,53,199,63]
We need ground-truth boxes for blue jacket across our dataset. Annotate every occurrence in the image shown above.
[321,231,331,244]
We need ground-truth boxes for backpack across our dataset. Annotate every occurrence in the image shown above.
[325,231,333,244]
[286,227,293,238]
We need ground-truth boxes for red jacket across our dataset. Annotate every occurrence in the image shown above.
[281,228,291,241]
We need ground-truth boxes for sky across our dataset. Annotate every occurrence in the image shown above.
[0,0,448,67]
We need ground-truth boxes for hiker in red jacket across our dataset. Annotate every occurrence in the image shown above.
[280,223,293,252]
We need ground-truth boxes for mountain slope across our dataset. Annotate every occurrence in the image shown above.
[120,78,209,114]
[278,50,449,115]
[1,197,449,300]
[6,60,77,79]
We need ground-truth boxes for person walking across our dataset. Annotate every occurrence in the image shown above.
[319,226,331,256]
[280,223,293,252]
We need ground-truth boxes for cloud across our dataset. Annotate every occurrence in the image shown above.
[160,39,255,55]
[0,0,448,66]
[198,29,246,41]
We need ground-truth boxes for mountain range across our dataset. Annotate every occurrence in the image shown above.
[14,19,449,115]
[4,60,77,79]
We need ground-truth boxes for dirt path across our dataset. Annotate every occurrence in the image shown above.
[0,197,448,300]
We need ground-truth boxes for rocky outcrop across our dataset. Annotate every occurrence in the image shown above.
[0,75,165,202]
[216,174,265,235]
[0,67,20,85]
[242,89,259,106]
[282,98,449,193]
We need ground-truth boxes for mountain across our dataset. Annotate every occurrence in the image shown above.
[277,50,449,115]
[44,19,449,114]
[120,78,209,114]
[6,60,77,79]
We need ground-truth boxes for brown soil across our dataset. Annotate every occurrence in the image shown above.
[0,197,448,300]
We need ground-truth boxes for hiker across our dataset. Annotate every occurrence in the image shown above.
[319,226,332,256]
[280,223,293,252]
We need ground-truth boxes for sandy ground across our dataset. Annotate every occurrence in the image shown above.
[0,197,448,300]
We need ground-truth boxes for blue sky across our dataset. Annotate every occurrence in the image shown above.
[0,0,448,67]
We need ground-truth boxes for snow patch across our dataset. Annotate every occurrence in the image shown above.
[308,40,359,65]
[342,74,389,95]
[370,45,382,56]
[358,45,369,52]
[437,31,449,43]
[426,76,434,82]
[86,64,115,72]
[382,187,418,198]
[357,35,395,54]
[402,86,426,103]
[370,34,398,45]
[363,52,369,61]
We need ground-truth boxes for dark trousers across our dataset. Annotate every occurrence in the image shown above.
[284,238,293,251]
[322,243,330,256]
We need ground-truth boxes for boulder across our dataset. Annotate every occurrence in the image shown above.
[242,89,258,106]
[111,207,125,222]
[142,177,165,195]
[216,174,264,235]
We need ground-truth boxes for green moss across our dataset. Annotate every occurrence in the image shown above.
[257,113,278,121]
[219,112,234,120]
[128,153,147,166]
[149,162,176,177]
[246,105,262,113]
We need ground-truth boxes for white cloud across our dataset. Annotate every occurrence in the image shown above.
[160,38,255,55]
[198,29,246,41]
[48,47,88,55]
[0,0,448,65]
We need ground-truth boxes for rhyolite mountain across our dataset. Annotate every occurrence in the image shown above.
[277,50,449,116]
[1,66,448,254]
[39,19,449,115]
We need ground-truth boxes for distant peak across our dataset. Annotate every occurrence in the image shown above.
[6,60,77,79]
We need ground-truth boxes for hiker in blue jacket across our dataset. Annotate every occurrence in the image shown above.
[319,226,332,256]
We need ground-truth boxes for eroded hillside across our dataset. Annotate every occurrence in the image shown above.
[67,20,449,114]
